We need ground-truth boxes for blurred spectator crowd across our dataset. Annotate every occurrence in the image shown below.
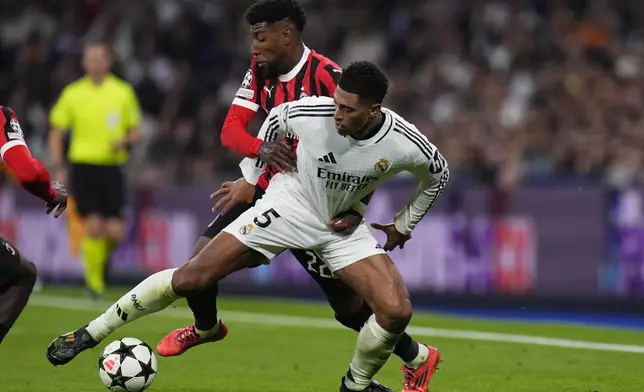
[1,0,644,188]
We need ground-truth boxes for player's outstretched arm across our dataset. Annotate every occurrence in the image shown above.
[0,107,56,203]
[220,59,264,158]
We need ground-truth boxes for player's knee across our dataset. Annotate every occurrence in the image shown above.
[83,216,104,238]
[171,256,221,297]
[376,297,412,332]
[105,219,124,243]
[172,265,206,297]
[19,259,38,287]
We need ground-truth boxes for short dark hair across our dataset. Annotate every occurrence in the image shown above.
[245,0,307,32]
[338,61,389,104]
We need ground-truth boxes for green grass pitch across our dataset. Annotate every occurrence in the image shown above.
[0,287,643,391]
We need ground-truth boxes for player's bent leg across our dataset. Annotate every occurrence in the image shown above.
[80,213,109,298]
[185,199,255,339]
[333,253,412,391]
[185,236,220,330]
[0,254,37,345]
[104,218,125,244]
[46,232,265,366]
[156,234,265,357]
[332,251,440,392]
[290,248,365,317]
[294,248,427,370]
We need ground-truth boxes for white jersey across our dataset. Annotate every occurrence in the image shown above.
[239,96,449,236]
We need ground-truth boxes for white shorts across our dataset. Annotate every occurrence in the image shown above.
[222,194,385,273]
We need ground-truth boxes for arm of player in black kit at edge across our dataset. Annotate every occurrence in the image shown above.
[239,103,294,185]
[393,154,450,236]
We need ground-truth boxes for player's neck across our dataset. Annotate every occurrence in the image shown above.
[88,74,107,86]
[279,42,305,75]
[352,111,384,140]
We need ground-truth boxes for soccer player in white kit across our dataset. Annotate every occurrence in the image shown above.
[46,61,449,392]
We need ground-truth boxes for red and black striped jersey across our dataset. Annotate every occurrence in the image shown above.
[0,106,28,158]
[220,46,341,190]
[232,46,341,114]
[0,106,55,202]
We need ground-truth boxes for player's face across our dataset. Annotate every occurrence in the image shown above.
[251,25,286,77]
[82,45,111,77]
[333,88,379,137]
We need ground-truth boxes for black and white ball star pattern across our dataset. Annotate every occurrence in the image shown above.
[99,338,158,392]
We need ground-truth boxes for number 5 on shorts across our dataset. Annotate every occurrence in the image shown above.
[253,208,281,228]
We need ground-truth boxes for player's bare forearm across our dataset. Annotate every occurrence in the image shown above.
[328,208,364,234]
[126,125,142,145]
[48,128,65,170]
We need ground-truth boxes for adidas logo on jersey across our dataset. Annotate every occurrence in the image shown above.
[318,152,337,164]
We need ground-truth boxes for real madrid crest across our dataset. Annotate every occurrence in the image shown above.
[239,223,254,235]
[374,157,390,172]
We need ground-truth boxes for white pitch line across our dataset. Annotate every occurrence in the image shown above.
[28,294,644,354]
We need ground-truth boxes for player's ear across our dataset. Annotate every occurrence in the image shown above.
[369,104,381,118]
[282,27,292,45]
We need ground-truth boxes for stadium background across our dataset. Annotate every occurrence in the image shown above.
[1,0,644,313]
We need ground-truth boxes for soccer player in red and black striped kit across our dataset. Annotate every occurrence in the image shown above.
[0,106,67,345]
[46,1,438,391]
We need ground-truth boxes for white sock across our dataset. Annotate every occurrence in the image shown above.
[344,315,403,391]
[86,269,179,341]
[405,343,429,368]
[194,320,220,339]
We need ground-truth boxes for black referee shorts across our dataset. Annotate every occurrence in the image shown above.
[70,164,125,219]
[0,236,21,288]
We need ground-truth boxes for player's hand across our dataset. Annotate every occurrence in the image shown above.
[45,181,68,218]
[370,222,411,251]
[328,209,363,235]
[258,139,297,173]
[211,178,255,216]
[113,140,128,151]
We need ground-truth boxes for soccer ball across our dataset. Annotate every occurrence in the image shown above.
[98,337,158,391]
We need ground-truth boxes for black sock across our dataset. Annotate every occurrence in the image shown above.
[393,333,420,363]
[0,324,9,344]
[335,302,373,332]
[186,283,220,331]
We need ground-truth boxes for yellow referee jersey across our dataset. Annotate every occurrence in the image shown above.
[49,74,141,165]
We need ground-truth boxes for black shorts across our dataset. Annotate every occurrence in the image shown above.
[70,164,125,218]
[0,236,21,288]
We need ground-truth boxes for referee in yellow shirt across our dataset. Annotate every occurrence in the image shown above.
[48,42,141,298]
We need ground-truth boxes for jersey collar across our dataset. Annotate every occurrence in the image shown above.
[348,110,393,147]
[278,45,311,82]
